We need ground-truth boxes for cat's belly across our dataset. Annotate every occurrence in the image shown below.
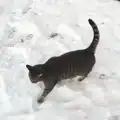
[58,67,79,80]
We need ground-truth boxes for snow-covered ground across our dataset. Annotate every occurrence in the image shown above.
[0,0,120,119]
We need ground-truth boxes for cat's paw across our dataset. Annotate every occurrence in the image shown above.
[78,78,83,81]
[37,97,44,104]
[78,75,87,82]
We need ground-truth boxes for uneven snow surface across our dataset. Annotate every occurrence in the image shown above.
[0,0,120,119]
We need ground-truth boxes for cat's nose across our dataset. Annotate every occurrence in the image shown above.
[31,80,36,83]
[31,79,38,83]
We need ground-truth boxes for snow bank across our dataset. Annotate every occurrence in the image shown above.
[0,0,120,120]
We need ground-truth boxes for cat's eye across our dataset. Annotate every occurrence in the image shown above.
[38,73,43,77]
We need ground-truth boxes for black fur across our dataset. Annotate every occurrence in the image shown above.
[26,18,100,105]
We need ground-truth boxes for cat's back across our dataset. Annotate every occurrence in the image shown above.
[60,50,94,62]
[46,50,95,67]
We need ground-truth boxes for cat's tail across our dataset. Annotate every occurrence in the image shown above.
[87,19,100,54]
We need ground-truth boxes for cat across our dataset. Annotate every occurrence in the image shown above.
[26,18,100,104]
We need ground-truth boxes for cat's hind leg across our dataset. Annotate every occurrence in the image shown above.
[78,74,88,82]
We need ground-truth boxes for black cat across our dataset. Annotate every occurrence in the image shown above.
[26,19,100,104]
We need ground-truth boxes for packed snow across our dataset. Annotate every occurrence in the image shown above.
[0,0,120,119]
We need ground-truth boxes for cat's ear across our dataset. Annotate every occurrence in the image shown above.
[26,64,33,71]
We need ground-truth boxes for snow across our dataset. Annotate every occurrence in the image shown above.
[0,0,120,119]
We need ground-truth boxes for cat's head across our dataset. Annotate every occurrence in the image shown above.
[26,64,44,83]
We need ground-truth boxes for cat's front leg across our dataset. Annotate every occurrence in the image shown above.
[37,88,51,104]
[37,79,57,104]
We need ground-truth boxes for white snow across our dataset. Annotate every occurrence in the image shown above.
[0,0,120,120]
